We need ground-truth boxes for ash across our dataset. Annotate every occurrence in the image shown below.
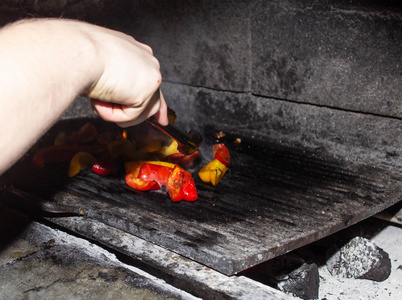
[242,217,402,300]
[326,236,391,281]
[319,224,402,300]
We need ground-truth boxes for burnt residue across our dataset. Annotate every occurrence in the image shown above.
[0,200,33,252]
[1,118,401,275]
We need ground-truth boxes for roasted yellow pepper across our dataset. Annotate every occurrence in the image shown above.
[68,152,97,177]
[198,159,228,186]
[158,140,179,158]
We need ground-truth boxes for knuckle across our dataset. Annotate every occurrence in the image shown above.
[147,67,162,89]
[144,44,153,54]
[152,56,161,69]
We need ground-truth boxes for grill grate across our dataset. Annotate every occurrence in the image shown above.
[2,118,401,275]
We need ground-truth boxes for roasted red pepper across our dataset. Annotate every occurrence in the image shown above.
[91,151,115,176]
[166,165,197,202]
[164,151,199,169]
[137,163,174,187]
[125,161,175,177]
[125,161,172,191]
[125,173,160,191]
[125,161,197,202]
[212,143,230,166]
[181,176,197,201]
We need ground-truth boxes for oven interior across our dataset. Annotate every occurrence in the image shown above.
[0,1,401,299]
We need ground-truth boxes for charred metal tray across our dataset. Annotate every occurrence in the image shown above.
[2,118,401,275]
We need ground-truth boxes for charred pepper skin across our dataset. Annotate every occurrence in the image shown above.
[125,161,197,202]
[167,165,197,202]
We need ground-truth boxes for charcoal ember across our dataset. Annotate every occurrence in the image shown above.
[277,263,319,300]
[241,255,306,287]
[326,236,391,282]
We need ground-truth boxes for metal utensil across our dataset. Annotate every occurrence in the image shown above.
[146,117,202,155]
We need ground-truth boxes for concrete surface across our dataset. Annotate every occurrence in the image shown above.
[1,214,400,299]
[0,222,200,300]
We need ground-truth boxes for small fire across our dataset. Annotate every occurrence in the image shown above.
[122,130,127,139]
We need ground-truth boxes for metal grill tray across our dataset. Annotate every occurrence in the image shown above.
[3,118,401,275]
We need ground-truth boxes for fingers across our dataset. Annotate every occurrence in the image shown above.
[91,89,168,127]
[91,100,130,122]
[84,25,168,128]
[116,89,166,128]
[152,90,168,126]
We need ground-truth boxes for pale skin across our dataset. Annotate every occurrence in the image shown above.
[0,18,168,174]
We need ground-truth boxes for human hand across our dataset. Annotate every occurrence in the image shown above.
[84,25,168,127]
[0,18,169,175]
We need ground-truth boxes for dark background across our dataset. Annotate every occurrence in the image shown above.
[1,0,401,169]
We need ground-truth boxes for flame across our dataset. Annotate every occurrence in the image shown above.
[122,130,127,139]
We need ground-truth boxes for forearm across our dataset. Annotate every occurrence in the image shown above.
[0,19,100,173]
[0,18,166,175]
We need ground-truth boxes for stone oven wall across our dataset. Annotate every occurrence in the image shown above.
[0,0,401,168]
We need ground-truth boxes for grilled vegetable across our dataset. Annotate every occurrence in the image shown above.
[212,143,230,166]
[66,122,97,144]
[167,165,197,202]
[68,152,97,177]
[125,173,160,191]
[33,144,104,168]
[137,163,174,187]
[125,160,175,176]
[158,140,179,158]
[164,151,199,169]
[34,118,200,203]
[91,151,115,176]
[107,138,136,160]
[198,158,228,186]
[125,160,197,202]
